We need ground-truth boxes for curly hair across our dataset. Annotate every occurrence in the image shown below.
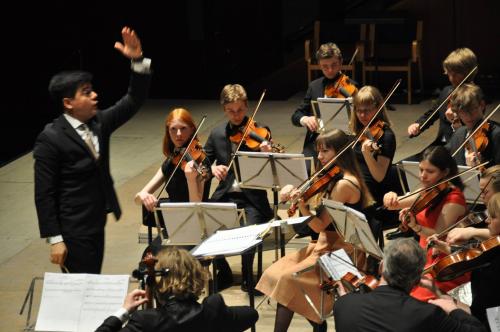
[155,247,208,300]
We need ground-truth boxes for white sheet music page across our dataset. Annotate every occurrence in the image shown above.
[318,249,362,280]
[191,224,267,257]
[35,272,129,332]
[487,306,500,332]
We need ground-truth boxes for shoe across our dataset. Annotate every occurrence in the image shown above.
[216,271,234,291]
[241,281,264,296]
[385,228,414,240]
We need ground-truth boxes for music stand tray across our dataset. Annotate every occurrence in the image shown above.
[399,161,481,203]
[234,151,310,257]
[322,199,383,259]
[315,97,353,133]
[154,202,240,246]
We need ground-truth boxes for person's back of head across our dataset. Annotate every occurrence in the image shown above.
[155,247,208,301]
[382,238,426,293]
[48,70,93,111]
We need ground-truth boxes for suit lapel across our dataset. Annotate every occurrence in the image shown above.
[55,115,95,158]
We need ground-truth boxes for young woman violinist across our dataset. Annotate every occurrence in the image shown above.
[134,108,209,211]
[428,192,500,329]
[383,146,468,301]
[255,129,373,332]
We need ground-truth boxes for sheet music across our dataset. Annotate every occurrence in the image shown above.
[191,224,268,257]
[487,306,500,332]
[35,273,129,332]
[318,249,362,280]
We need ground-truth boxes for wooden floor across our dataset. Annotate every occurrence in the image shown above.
[2,92,499,331]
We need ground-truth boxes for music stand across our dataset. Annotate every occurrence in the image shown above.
[322,199,383,260]
[315,97,353,133]
[153,202,242,246]
[234,151,310,258]
[398,161,481,203]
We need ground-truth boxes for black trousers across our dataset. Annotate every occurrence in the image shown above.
[62,233,105,274]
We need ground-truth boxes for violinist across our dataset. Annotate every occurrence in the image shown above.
[446,83,500,167]
[135,108,209,211]
[204,84,273,293]
[428,192,500,330]
[349,86,400,233]
[333,238,487,332]
[255,129,373,332]
[383,146,469,301]
[407,48,478,150]
[95,247,259,332]
[291,42,358,173]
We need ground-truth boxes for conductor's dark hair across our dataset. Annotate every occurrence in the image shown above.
[48,70,93,109]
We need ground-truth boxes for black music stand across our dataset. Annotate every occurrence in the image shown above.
[234,151,310,258]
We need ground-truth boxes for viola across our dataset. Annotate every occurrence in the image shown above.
[359,120,385,153]
[320,272,380,294]
[171,137,210,180]
[400,182,451,232]
[287,165,343,217]
[465,122,490,158]
[423,235,500,282]
[229,119,285,153]
[324,73,357,98]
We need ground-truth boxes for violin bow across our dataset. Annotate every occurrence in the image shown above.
[396,160,488,203]
[158,115,208,199]
[352,79,402,147]
[451,103,500,157]
[416,66,478,137]
[227,90,267,170]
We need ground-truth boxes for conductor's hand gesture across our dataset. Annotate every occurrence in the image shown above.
[114,26,143,60]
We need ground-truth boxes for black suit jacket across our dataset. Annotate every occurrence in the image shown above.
[445,120,500,166]
[204,120,273,219]
[34,71,151,238]
[416,85,455,145]
[291,77,327,159]
[333,285,486,332]
[95,294,258,332]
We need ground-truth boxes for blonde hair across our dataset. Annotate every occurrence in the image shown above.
[316,42,342,61]
[443,48,477,80]
[450,83,484,113]
[349,86,391,134]
[487,192,500,218]
[481,165,500,194]
[220,84,248,105]
[155,247,208,299]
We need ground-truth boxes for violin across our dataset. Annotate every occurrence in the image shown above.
[400,182,451,232]
[465,122,490,158]
[428,211,487,247]
[320,272,380,294]
[229,119,285,153]
[423,235,500,282]
[359,120,385,153]
[324,73,357,98]
[171,137,210,180]
[287,165,343,217]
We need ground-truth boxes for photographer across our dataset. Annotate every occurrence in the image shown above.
[95,247,258,332]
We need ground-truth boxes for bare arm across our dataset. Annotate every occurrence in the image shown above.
[135,167,164,211]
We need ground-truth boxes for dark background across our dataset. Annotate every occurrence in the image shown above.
[3,0,499,166]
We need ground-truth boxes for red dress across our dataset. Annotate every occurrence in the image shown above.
[410,186,471,301]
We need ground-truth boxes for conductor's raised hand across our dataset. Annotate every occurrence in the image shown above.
[114,26,143,60]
